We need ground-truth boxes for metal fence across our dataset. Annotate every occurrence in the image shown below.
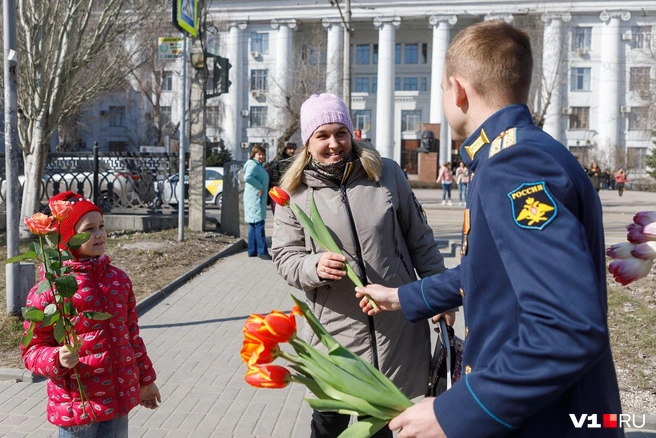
[0,151,185,213]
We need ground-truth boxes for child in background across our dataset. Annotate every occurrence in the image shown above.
[21,191,161,437]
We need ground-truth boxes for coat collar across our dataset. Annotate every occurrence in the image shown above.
[459,104,534,172]
[303,158,366,189]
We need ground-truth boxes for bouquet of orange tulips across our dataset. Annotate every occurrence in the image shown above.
[607,211,656,285]
[241,295,412,438]
[7,198,112,418]
[269,186,377,310]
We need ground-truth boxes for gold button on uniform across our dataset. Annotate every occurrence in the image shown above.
[465,327,469,338]
[459,288,465,298]
[465,365,472,374]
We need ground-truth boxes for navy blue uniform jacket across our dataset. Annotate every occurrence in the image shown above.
[398,105,622,437]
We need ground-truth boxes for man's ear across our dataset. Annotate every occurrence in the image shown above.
[449,76,469,109]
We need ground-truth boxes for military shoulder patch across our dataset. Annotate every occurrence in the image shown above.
[507,181,557,230]
[488,128,517,158]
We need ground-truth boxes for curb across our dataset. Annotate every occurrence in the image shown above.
[0,239,246,383]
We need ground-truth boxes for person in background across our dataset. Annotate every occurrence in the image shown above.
[604,168,614,190]
[587,161,601,193]
[272,92,446,438]
[244,145,272,260]
[22,191,160,438]
[356,20,621,438]
[436,162,454,206]
[268,142,297,214]
[455,161,469,205]
[615,167,628,197]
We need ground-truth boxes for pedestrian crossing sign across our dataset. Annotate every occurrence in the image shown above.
[173,0,199,37]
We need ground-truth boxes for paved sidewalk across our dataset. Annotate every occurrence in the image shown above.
[0,188,655,437]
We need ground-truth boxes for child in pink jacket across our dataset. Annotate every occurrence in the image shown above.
[21,191,161,437]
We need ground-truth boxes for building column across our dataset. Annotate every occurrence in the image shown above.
[428,15,457,163]
[374,16,400,161]
[541,12,571,142]
[322,18,344,97]
[271,19,297,152]
[598,10,630,159]
[225,22,246,160]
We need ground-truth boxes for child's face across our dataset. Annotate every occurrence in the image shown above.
[74,211,106,259]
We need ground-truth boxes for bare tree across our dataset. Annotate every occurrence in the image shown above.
[5,0,165,230]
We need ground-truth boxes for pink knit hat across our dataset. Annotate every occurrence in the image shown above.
[300,93,354,146]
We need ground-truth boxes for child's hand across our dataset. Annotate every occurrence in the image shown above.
[58,347,79,369]
[140,383,161,409]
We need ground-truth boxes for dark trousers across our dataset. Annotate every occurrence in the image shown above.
[311,410,392,438]
[247,220,268,256]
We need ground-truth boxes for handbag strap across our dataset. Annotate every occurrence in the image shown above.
[438,319,452,391]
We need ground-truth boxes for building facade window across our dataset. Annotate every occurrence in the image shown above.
[421,43,428,63]
[627,147,648,171]
[373,44,378,64]
[629,67,651,92]
[251,33,269,54]
[628,107,649,130]
[403,77,418,91]
[206,106,220,127]
[162,71,173,91]
[395,44,401,64]
[571,67,591,91]
[356,44,370,64]
[572,27,592,50]
[404,44,418,64]
[354,77,370,93]
[159,106,171,128]
[109,106,126,127]
[568,146,589,165]
[569,107,589,129]
[250,106,267,127]
[250,69,268,91]
[352,110,371,131]
[631,26,652,49]
[372,77,377,93]
[395,77,401,91]
[401,110,422,132]
[420,77,427,92]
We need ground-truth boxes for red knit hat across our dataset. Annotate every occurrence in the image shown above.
[48,191,103,246]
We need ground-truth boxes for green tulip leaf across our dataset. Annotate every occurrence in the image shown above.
[54,276,78,298]
[5,251,38,264]
[21,306,44,322]
[83,311,112,321]
[305,398,359,416]
[291,204,323,247]
[337,417,389,438]
[22,322,35,348]
[291,296,339,351]
[309,195,341,254]
[68,232,91,250]
[35,280,53,295]
[53,319,65,344]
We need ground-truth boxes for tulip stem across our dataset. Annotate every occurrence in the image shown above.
[278,351,301,365]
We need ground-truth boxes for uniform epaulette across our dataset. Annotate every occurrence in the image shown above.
[488,128,518,158]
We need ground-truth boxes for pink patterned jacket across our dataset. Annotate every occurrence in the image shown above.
[21,255,156,427]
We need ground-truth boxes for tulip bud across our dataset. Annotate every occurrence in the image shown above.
[269,187,290,207]
[627,225,653,244]
[643,222,656,239]
[245,364,291,389]
[606,242,637,260]
[608,257,653,285]
[632,211,656,227]
[631,242,656,261]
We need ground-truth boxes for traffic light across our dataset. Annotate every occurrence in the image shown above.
[213,55,232,95]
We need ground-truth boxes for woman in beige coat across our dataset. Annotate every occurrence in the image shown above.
[271,93,446,438]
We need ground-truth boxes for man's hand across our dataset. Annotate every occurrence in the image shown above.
[58,346,79,369]
[355,284,401,315]
[432,310,456,327]
[140,383,162,409]
[389,397,446,438]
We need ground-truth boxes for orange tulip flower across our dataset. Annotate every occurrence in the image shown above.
[244,306,301,344]
[24,213,56,235]
[241,332,279,365]
[49,200,73,221]
[268,186,290,207]
[245,364,291,389]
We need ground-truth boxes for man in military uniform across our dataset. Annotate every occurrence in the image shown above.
[356,21,622,437]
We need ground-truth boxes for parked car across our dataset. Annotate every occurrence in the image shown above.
[156,167,223,208]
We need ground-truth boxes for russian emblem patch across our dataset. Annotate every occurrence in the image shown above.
[507,182,557,230]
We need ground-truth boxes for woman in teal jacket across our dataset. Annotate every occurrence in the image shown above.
[243,145,271,259]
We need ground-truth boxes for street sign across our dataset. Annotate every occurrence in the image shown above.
[172,0,199,37]
[158,37,183,61]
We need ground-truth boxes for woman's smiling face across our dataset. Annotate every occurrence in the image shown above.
[306,123,352,165]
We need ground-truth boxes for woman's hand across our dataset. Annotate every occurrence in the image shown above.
[355,284,401,315]
[316,252,347,281]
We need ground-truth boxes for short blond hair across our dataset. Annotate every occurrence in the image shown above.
[445,21,533,107]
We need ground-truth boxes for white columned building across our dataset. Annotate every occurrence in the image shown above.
[322,18,344,97]
[429,15,457,162]
[541,12,571,143]
[271,19,296,149]
[374,16,400,160]
[225,22,246,159]
[598,10,631,157]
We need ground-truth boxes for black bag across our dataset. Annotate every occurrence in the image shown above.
[426,319,464,397]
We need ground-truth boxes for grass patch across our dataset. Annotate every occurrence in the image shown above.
[607,284,656,392]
